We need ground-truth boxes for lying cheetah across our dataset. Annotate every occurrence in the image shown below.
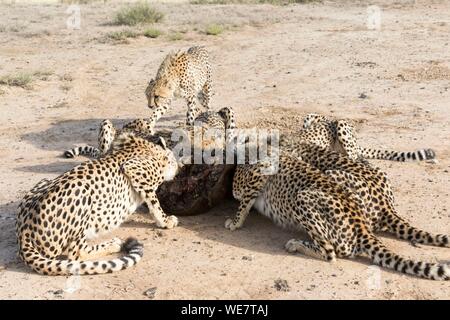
[64,106,236,161]
[64,118,156,159]
[285,143,448,246]
[17,133,180,275]
[226,146,449,280]
[145,46,212,126]
[295,113,436,163]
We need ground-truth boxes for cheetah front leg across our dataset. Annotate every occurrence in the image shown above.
[186,96,200,126]
[149,105,169,126]
[225,198,256,231]
[121,156,178,229]
[145,192,179,229]
[225,163,271,231]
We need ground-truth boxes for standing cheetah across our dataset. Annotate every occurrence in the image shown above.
[17,133,180,275]
[298,113,436,162]
[226,146,449,280]
[145,46,212,126]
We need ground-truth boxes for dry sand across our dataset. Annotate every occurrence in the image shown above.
[0,0,449,299]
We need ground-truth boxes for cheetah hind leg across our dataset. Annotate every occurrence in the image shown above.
[186,96,201,126]
[78,238,124,260]
[336,119,361,160]
[121,156,178,229]
[324,169,369,210]
[286,190,338,262]
[285,239,336,262]
[98,119,117,155]
[63,119,115,159]
[67,238,124,261]
[200,73,212,110]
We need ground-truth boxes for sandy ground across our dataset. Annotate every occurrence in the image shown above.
[0,0,449,300]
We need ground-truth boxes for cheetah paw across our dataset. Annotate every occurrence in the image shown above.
[224,218,240,231]
[162,215,179,229]
[285,239,300,253]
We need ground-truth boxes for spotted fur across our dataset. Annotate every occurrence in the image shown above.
[227,145,449,280]
[64,107,236,162]
[145,46,212,126]
[17,133,180,276]
[299,113,437,163]
[64,118,155,159]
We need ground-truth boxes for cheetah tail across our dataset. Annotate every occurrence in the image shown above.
[20,237,143,276]
[383,211,450,247]
[361,233,450,280]
[64,145,100,159]
[359,147,436,162]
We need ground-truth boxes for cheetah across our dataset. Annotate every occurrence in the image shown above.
[64,118,156,159]
[16,133,180,275]
[64,107,236,162]
[145,46,212,126]
[295,113,436,163]
[226,145,449,280]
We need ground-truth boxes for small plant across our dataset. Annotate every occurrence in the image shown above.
[105,29,140,42]
[33,70,53,81]
[205,24,224,36]
[0,70,53,89]
[113,2,164,26]
[0,73,34,88]
[169,32,183,41]
[143,28,161,38]
[190,0,320,4]
[59,0,105,3]
[9,24,27,33]
[59,73,74,82]
[60,84,72,92]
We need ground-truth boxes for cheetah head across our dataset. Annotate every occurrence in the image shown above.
[145,78,176,111]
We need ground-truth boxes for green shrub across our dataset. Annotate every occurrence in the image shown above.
[0,73,34,88]
[143,28,162,38]
[191,0,320,4]
[106,29,140,41]
[205,24,224,35]
[113,2,163,26]
[169,32,183,41]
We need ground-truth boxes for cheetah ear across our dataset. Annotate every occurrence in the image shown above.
[156,136,167,150]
